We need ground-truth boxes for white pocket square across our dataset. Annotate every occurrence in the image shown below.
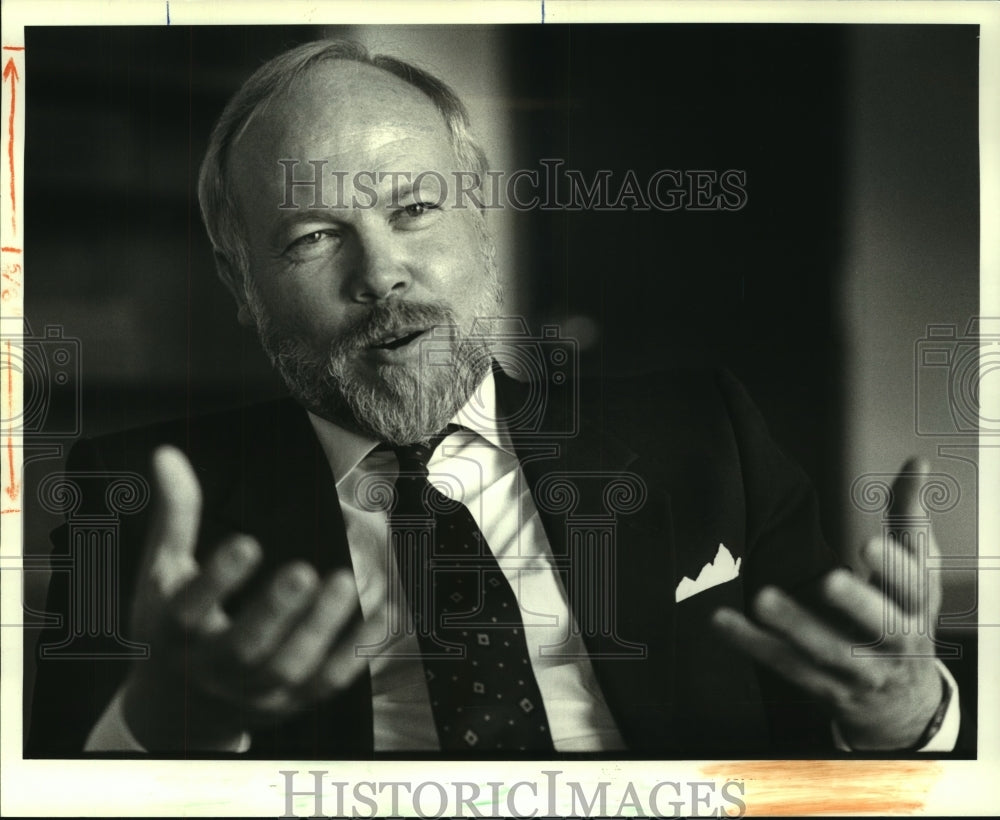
[675,543,742,602]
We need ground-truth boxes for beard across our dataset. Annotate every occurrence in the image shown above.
[245,251,503,445]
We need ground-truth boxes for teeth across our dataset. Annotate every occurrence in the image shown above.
[375,329,421,349]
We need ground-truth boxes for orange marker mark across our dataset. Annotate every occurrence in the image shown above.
[2,47,25,52]
[1,258,21,302]
[1,246,20,253]
[702,760,941,815]
[1,508,20,514]
[4,56,18,235]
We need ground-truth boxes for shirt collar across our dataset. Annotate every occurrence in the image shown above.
[307,369,515,487]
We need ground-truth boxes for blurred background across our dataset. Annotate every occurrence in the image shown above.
[19,24,980,737]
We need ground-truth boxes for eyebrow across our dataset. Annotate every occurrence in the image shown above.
[273,172,433,211]
[263,169,448,246]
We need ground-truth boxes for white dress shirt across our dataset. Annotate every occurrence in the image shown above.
[310,371,625,751]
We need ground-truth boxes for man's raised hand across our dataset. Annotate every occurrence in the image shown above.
[711,458,947,750]
[121,445,381,751]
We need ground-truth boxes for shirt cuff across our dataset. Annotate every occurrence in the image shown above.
[831,659,960,753]
[84,688,252,753]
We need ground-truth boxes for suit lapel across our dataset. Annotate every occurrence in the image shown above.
[496,371,681,752]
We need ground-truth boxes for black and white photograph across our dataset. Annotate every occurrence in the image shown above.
[2,1,997,816]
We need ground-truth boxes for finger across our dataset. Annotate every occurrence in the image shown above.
[238,573,384,717]
[711,607,852,705]
[306,568,386,700]
[860,537,936,618]
[264,569,358,686]
[887,456,942,557]
[309,612,385,698]
[888,456,929,523]
[225,562,319,667]
[143,445,203,595]
[750,586,879,686]
[249,570,383,714]
[820,567,903,640]
[170,534,263,635]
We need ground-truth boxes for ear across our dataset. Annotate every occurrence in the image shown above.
[236,303,254,327]
[214,252,255,328]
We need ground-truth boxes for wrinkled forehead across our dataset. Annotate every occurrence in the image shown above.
[229,60,455,188]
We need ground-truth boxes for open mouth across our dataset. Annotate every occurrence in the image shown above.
[371,329,427,350]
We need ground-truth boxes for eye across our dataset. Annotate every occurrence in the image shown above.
[393,201,441,227]
[404,202,436,217]
[289,229,338,248]
[284,228,342,259]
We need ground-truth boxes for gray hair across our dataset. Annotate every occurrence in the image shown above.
[197,39,490,295]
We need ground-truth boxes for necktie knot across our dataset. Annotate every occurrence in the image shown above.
[393,441,436,476]
[387,426,457,476]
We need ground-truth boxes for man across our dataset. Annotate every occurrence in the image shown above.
[27,39,960,757]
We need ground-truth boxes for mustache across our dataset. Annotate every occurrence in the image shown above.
[328,300,458,354]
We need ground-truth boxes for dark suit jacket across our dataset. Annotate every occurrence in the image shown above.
[27,368,841,758]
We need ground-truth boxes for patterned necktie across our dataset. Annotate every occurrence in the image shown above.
[389,432,555,752]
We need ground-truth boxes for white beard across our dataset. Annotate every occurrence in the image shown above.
[245,247,503,445]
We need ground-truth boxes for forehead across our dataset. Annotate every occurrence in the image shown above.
[229,60,455,187]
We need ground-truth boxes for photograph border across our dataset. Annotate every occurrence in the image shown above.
[2,1,998,816]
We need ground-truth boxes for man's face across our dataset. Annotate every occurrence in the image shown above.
[227,60,502,443]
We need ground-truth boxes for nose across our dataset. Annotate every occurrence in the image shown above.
[347,231,412,304]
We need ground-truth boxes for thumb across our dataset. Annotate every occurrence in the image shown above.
[875,456,942,620]
[887,455,941,558]
[888,456,930,521]
[141,445,203,595]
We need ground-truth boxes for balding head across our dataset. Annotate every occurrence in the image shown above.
[198,39,488,297]
[228,59,457,235]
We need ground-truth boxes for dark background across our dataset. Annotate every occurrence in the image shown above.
[19,24,980,741]
[23,23,855,510]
